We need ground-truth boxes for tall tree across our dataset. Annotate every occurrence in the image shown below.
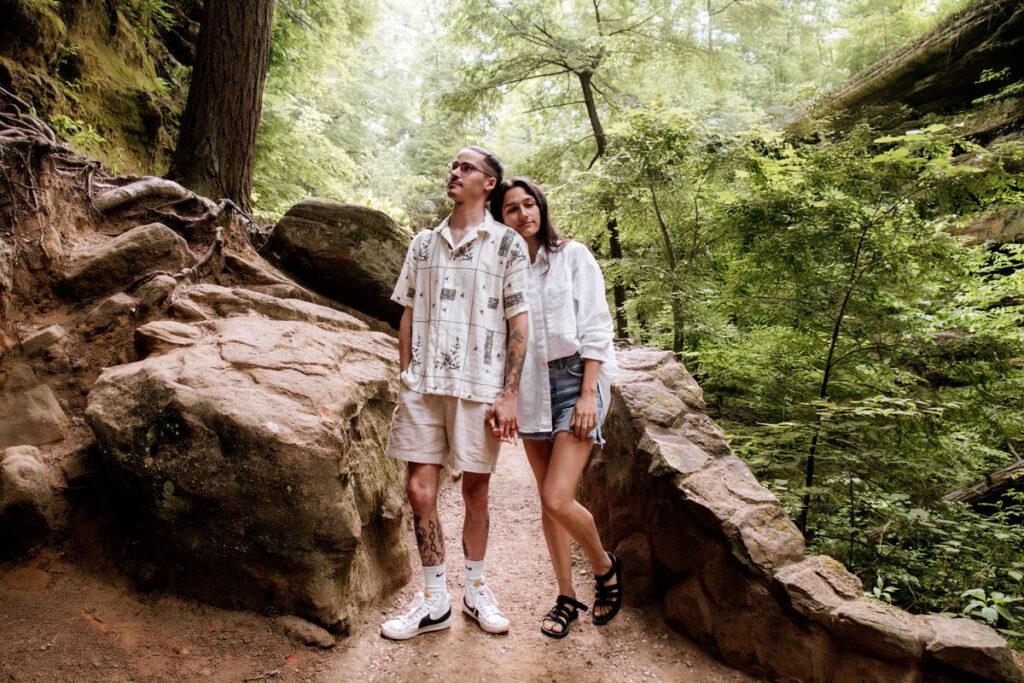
[168,0,276,211]
[438,0,703,337]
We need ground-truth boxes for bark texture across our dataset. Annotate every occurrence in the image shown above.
[167,0,275,212]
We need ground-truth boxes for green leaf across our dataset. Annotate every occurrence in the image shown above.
[994,604,1018,624]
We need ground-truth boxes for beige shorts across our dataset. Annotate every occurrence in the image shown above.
[385,385,501,474]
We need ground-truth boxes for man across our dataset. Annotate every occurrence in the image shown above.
[380,146,529,640]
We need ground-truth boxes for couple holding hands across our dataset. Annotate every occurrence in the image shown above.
[381,146,620,641]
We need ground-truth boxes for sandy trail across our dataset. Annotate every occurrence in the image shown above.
[0,443,752,682]
[316,443,752,682]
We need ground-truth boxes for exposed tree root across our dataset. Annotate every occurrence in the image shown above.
[176,225,225,282]
[0,86,268,246]
[93,177,205,213]
[123,225,226,296]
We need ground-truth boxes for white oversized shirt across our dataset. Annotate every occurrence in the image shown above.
[518,241,618,433]
[391,213,530,403]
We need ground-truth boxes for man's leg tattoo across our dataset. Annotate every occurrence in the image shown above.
[413,513,445,566]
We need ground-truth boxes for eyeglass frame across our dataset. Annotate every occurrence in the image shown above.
[446,160,495,178]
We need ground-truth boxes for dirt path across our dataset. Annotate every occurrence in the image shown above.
[0,444,753,682]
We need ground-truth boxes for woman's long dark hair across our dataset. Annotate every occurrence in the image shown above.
[489,176,564,254]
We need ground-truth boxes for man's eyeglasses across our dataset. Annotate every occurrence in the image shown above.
[447,160,494,178]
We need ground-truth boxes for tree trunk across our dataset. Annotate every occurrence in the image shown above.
[650,183,684,352]
[606,215,628,337]
[797,224,870,534]
[579,69,627,338]
[167,0,275,212]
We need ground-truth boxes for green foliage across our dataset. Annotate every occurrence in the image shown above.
[50,114,107,153]
[252,0,429,220]
[962,585,1023,636]
[833,0,970,76]
[12,0,64,36]
[681,123,1023,643]
[117,0,174,40]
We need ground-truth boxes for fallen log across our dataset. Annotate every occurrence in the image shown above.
[944,458,1024,505]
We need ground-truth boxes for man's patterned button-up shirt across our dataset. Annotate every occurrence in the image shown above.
[391,213,530,403]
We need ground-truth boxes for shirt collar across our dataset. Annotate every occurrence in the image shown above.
[436,213,497,249]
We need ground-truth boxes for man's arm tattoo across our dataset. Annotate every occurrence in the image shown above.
[413,513,445,567]
[503,328,526,393]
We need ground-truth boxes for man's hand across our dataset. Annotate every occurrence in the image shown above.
[486,390,519,445]
[487,311,528,445]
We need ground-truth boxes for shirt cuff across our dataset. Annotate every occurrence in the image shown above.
[503,292,528,318]
[579,339,612,361]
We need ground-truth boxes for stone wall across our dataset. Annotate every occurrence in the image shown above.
[580,346,1023,682]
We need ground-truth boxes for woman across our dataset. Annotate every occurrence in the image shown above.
[489,177,621,638]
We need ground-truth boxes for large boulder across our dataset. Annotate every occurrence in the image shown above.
[0,445,64,558]
[580,345,1023,682]
[0,364,69,449]
[805,0,1024,135]
[264,201,409,328]
[85,300,411,630]
[61,222,194,299]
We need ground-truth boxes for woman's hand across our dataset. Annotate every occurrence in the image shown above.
[570,390,598,439]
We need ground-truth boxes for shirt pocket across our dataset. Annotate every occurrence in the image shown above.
[543,281,576,338]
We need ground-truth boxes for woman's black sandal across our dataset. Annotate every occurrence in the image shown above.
[540,595,589,639]
[592,551,623,625]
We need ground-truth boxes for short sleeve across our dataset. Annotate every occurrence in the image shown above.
[501,230,530,319]
[390,238,420,307]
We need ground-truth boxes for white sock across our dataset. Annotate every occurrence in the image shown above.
[423,564,446,598]
[465,558,485,599]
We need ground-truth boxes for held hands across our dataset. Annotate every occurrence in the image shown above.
[571,391,599,440]
[486,390,519,445]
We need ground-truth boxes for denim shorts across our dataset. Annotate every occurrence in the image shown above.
[520,353,605,445]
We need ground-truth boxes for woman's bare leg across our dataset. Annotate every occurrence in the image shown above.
[524,439,577,632]
[541,432,615,618]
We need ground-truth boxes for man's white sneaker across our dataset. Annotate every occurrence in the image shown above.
[463,583,510,634]
[380,590,452,640]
